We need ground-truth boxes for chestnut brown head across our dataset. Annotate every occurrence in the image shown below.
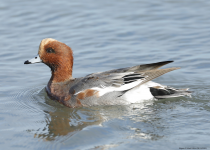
[38,38,73,72]
[24,38,74,82]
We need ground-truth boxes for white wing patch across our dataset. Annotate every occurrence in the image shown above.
[91,79,144,96]
[75,72,145,96]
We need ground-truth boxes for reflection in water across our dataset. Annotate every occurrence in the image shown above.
[33,109,102,141]
[24,88,167,143]
[25,88,104,141]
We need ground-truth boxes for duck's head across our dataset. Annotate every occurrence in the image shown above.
[24,38,73,82]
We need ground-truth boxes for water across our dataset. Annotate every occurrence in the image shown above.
[0,0,210,149]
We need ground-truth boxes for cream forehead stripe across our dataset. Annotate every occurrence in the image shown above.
[39,38,58,52]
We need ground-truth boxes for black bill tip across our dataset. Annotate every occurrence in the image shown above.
[24,60,31,64]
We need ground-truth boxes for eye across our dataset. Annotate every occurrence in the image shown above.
[46,47,55,53]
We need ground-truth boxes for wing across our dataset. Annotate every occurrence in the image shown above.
[72,61,179,98]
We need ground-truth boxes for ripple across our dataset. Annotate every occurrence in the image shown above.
[11,86,53,114]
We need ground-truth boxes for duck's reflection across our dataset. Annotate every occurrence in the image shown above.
[33,106,104,141]
[30,89,167,142]
[27,88,103,141]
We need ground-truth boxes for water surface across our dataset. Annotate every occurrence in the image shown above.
[0,0,210,149]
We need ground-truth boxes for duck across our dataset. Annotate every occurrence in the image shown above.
[24,38,191,108]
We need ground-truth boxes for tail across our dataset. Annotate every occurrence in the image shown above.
[150,86,192,99]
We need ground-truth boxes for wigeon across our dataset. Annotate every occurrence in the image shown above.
[24,38,191,108]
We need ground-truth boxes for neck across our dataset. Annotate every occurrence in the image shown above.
[50,65,73,83]
[46,73,73,106]
[47,66,72,101]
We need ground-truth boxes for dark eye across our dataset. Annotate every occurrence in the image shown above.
[46,47,55,53]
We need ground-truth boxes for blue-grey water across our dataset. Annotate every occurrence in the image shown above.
[0,0,210,149]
